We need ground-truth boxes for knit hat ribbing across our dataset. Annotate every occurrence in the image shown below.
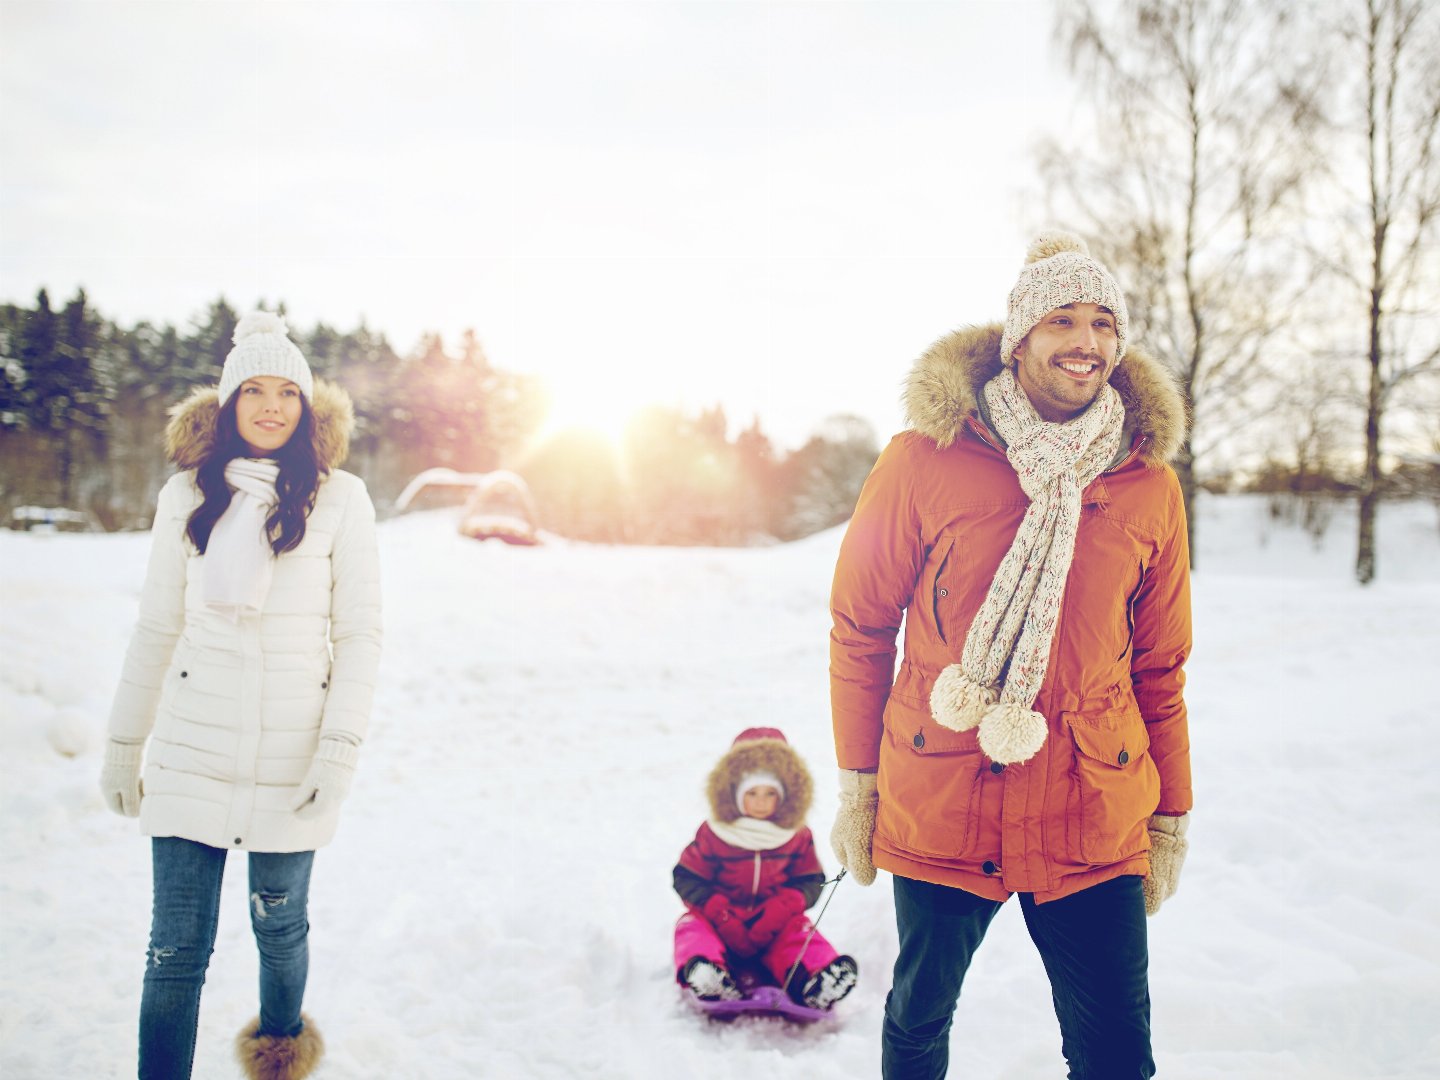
[217,312,314,405]
[1000,232,1128,368]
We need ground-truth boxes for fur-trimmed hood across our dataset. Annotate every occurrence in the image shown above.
[164,378,356,472]
[902,323,1187,466]
[706,729,813,830]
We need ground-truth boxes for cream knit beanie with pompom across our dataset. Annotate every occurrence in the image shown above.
[1000,232,1129,367]
[218,311,314,405]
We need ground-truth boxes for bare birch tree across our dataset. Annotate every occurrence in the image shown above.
[1305,0,1440,583]
[1037,0,1320,567]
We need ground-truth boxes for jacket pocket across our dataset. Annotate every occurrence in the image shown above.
[928,535,972,647]
[877,690,985,860]
[931,539,955,645]
[1063,711,1159,865]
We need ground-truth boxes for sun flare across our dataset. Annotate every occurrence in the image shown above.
[534,377,640,449]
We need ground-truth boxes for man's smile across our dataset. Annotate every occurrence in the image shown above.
[1055,353,1103,378]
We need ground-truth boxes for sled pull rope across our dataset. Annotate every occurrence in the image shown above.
[782,868,847,993]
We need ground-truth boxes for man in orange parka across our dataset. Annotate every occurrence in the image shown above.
[829,231,1192,1079]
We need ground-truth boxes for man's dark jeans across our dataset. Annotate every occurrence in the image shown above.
[882,873,1154,1080]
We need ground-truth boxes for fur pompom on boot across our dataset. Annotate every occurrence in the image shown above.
[235,1013,324,1080]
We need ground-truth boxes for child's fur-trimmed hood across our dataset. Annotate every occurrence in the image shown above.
[164,378,356,472]
[902,323,1187,465]
[706,732,813,830]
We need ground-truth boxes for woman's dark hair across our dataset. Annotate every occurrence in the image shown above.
[186,393,323,556]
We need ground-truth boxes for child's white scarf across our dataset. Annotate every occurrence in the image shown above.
[203,458,280,622]
[707,817,796,852]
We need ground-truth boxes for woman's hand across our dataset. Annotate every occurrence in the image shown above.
[99,737,146,817]
[290,735,359,819]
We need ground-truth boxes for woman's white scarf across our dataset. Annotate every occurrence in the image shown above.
[929,366,1125,764]
[708,817,797,852]
[203,458,280,621]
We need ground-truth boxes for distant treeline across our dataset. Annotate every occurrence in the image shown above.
[0,289,879,544]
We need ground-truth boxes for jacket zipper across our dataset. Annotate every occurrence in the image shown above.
[965,414,1006,454]
[752,852,762,899]
[1118,559,1149,661]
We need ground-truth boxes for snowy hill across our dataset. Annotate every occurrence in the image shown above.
[2,495,1438,1079]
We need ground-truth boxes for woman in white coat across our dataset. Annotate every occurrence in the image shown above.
[100,312,382,1080]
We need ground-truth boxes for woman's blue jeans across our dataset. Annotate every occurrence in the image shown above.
[882,874,1154,1080]
[138,837,315,1080]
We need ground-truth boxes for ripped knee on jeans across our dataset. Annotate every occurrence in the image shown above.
[251,891,290,921]
[148,945,177,968]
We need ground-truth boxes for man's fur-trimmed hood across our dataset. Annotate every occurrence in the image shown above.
[164,378,355,472]
[706,731,813,830]
[903,323,1187,466]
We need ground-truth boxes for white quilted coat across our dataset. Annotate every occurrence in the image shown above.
[107,381,382,852]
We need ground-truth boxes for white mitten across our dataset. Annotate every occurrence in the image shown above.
[830,769,880,886]
[290,735,359,820]
[99,737,146,818]
[1143,812,1190,916]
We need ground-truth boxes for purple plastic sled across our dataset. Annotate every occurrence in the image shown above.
[683,964,832,1024]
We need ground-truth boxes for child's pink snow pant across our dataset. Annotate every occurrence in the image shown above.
[673,910,840,988]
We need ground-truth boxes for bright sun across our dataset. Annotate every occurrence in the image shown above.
[534,376,638,449]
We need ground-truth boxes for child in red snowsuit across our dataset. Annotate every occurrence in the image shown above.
[672,727,858,1010]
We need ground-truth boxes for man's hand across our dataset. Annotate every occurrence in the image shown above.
[1143,813,1190,916]
[830,769,879,886]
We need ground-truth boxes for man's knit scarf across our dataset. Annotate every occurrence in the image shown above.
[929,366,1125,763]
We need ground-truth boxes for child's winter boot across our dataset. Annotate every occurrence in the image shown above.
[235,1013,325,1080]
[680,957,744,1001]
[800,955,858,1010]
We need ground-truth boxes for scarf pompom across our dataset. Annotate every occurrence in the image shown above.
[930,666,995,732]
[977,702,1049,765]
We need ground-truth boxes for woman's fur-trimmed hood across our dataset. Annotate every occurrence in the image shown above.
[903,323,1187,465]
[164,378,356,472]
[706,729,813,830]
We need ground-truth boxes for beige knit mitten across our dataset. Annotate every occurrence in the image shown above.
[99,737,145,818]
[290,735,359,819]
[830,769,879,886]
[1143,812,1190,916]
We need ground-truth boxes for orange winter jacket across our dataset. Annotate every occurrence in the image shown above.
[830,325,1193,904]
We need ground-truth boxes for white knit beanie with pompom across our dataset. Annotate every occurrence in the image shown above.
[217,311,314,405]
[999,232,1129,368]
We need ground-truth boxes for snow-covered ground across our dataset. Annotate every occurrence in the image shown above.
[2,493,1437,1079]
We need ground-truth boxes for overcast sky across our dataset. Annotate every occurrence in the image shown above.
[1,0,1074,449]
